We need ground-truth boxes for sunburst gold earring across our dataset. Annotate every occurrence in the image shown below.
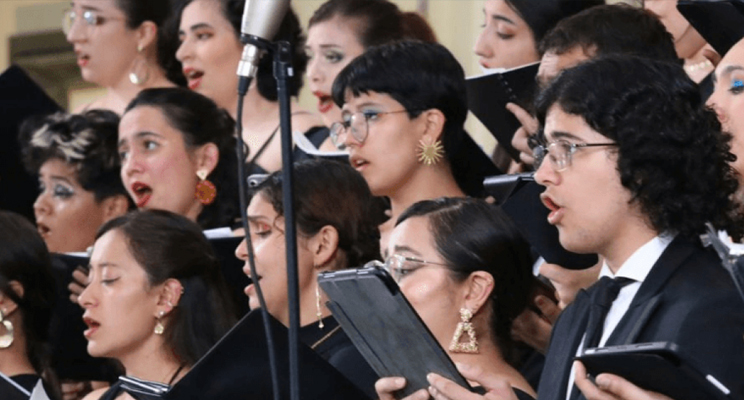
[449,308,478,353]
[417,138,444,166]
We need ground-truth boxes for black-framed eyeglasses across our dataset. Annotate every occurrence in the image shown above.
[383,254,448,283]
[329,109,413,150]
[533,139,617,171]
[62,9,124,35]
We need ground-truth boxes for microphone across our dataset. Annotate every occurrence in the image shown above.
[237,0,290,80]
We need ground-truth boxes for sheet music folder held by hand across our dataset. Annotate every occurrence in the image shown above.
[466,62,540,161]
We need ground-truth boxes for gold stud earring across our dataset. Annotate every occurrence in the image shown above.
[0,309,14,348]
[154,311,166,335]
[417,138,444,166]
[449,308,478,353]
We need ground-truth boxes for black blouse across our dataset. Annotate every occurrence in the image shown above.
[299,315,378,399]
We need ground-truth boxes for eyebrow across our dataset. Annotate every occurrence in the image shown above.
[96,262,121,269]
[247,215,271,223]
[48,175,74,185]
[491,13,516,25]
[718,65,744,83]
[118,131,163,147]
[392,245,422,257]
[181,23,213,35]
[548,130,585,142]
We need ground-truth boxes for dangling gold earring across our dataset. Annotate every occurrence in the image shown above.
[195,170,217,205]
[0,309,14,348]
[129,44,150,85]
[417,138,444,166]
[449,308,478,354]
[154,311,165,335]
[315,283,324,329]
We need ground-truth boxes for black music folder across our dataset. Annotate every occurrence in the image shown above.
[484,173,598,270]
[677,1,744,56]
[467,62,540,161]
[0,65,61,221]
[161,310,369,400]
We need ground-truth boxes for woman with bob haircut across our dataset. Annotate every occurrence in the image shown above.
[0,211,60,400]
[80,210,238,400]
[118,87,240,231]
[331,40,494,251]
[65,0,183,114]
[375,198,535,400]
[19,110,132,254]
[235,159,384,398]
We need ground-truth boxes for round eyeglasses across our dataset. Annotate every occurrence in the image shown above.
[383,254,448,283]
[62,9,123,36]
[533,139,617,171]
[329,109,412,150]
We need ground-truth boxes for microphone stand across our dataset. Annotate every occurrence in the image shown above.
[274,40,302,400]
[235,36,300,400]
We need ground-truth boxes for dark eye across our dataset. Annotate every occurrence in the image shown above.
[101,277,120,286]
[144,140,159,150]
[730,79,744,94]
[324,51,343,63]
[497,32,514,40]
[53,184,75,199]
[362,111,381,121]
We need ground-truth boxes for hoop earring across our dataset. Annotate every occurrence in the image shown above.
[417,138,444,166]
[195,170,217,205]
[129,44,150,85]
[449,308,478,354]
[0,309,14,348]
[154,311,165,335]
[315,283,324,329]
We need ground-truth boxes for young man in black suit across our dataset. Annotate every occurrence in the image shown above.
[419,56,744,400]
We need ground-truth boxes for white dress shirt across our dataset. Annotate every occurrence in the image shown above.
[564,233,674,400]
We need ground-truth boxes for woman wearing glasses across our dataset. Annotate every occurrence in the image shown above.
[235,159,384,398]
[375,197,535,400]
[65,0,182,115]
[331,40,494,253]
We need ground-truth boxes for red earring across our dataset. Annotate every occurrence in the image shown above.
[195,170,217,205]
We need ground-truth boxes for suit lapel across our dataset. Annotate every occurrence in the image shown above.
[539,290,591,400]
[605,237,695,345]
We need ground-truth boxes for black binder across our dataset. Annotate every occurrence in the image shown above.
[0,65,62,221]
[466,62,540,161]
[484,173,598,270]
[162,310,369,400]
[677,1,744,56]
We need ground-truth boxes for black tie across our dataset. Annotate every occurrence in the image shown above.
[582,276,635,352]
[569,276,634,400]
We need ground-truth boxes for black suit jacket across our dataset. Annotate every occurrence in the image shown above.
[537,237,744,400]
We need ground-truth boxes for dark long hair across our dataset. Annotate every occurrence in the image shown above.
[397,198,533,362]
[96,210,237,365]
[506,0,603,51]
[308,0,437,47]
[252,159,383,270]
[0,211,58,385]
[116,0,186,86]
[124,88,240,229]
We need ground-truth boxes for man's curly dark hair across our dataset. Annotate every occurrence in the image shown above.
[535,55,744,241]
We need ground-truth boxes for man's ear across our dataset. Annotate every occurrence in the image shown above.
[308,225,340,270]
[461,271,495,316]
[101,194,131,222]
[194,143,220,178]
[419,108,446,144]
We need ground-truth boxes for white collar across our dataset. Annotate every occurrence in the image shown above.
[599,233,674,283]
